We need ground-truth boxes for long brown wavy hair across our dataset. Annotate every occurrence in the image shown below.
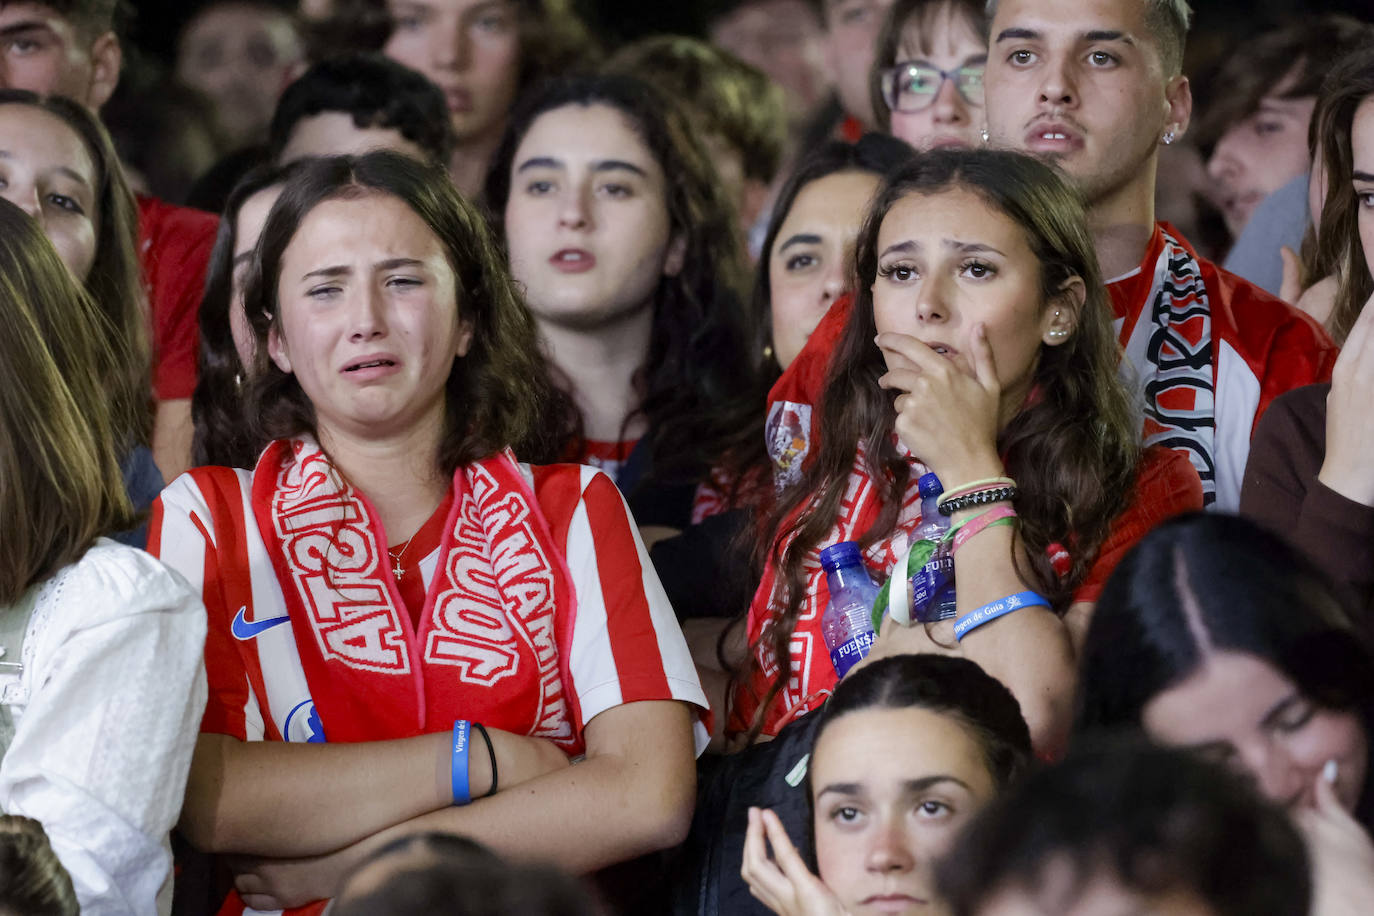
[1310,47,1374,345]
[484,73,757,489]
[0,199,134,604]
[242,152,575,473]
[744,149,1139,738]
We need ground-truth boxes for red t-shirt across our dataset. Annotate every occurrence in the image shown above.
[137,195,219,401]
[389,489,456,627]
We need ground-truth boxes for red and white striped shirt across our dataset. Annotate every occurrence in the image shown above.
[149,456,707,757]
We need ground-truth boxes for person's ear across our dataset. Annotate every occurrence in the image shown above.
[1161,74,1192,145]
[1041,277,1086,346]
[266,320,293,373]
[663,233,687,278]
[455,317,475,358]
[85,31,122,111]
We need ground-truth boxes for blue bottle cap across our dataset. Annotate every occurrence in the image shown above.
[918,472,943,498]
[819,541,864,572]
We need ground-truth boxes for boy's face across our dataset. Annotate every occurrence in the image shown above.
[0,2,120,109]
[984,0,1188,212]
[822,0,894,127]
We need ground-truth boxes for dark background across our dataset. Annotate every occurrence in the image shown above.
[125,0,1374,69]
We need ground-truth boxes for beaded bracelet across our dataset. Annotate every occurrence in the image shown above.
[938,485,1019,516]
[953,591,1050,641]
[939,476,1016,503]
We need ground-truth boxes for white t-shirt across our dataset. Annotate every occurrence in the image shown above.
[0,540,207,915]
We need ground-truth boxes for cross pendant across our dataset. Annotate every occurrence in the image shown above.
[393,560,404,580]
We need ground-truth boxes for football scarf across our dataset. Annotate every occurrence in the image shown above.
[252,438,578,747]
[1124,228,1218,506]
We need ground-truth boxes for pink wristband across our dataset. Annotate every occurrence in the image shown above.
[951,505,1018,554]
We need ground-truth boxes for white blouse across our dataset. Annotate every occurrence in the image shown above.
[0,540,207,915]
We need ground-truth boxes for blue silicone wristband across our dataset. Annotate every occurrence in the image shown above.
[451,719,472,806]
[953,591,1050,641]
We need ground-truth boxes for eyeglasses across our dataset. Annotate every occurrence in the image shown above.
[880,61,985,113]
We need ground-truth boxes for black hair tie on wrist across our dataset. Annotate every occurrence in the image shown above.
[473,722,498,798]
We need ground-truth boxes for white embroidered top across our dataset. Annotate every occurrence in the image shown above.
[0,540,207,916]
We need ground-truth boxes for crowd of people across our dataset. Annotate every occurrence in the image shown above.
[0,0,1371,913]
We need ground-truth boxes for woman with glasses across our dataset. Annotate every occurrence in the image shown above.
[869,0,987,151]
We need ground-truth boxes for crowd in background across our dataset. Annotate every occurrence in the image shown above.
[0,0,1373,913]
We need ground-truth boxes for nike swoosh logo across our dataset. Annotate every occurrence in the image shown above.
[231,606,291,640]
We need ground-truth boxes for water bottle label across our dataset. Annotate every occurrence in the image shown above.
[912,553,957,622]
[829,630,875,678]
[766,401,812,491]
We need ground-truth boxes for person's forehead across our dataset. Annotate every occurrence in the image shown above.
[0,104,95,171]
[519,104,661,170]
[991,0,1150,40]
[898,5,986,59]
[184,2,296,41]
[0,1,80,33]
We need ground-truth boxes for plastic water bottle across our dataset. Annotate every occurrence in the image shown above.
[819,542,879,678]
[911,473,958,622]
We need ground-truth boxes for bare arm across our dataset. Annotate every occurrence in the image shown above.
[875,325,1078,754]
[944,516,1077,754]
[181,725,571,857]
[152,398,193,482]
[230,700,698,910]
[869,499,1077,753]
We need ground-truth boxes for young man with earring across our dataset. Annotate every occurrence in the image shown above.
[983,0,1338,511]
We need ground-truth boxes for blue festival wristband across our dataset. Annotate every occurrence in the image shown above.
[953,591,1050,641]
[451,719,472,806]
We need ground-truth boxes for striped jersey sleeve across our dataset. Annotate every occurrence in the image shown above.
[148,470,264,742]
[531,464,708,740]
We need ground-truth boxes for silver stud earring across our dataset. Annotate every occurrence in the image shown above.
[1161,129,1176,145]
[981,126,990,144]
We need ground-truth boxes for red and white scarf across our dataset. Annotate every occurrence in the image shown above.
[1121,227,1217,505]
[251,438,579,747]
[734,446,928,735]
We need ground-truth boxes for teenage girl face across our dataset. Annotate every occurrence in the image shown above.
[384,0,521,146]
[870,187,1072,419]
[503,102,682,330]
[1352,95,1374,279]
[769,169,882,369]
[266,192,473,445]
[1143,650,1369,813]
[887,4,987,152]
[811,706,998,914]
[0,103,97,282]
[229,183,284,369]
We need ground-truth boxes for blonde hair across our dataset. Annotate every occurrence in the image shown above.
[0,200,133,604]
